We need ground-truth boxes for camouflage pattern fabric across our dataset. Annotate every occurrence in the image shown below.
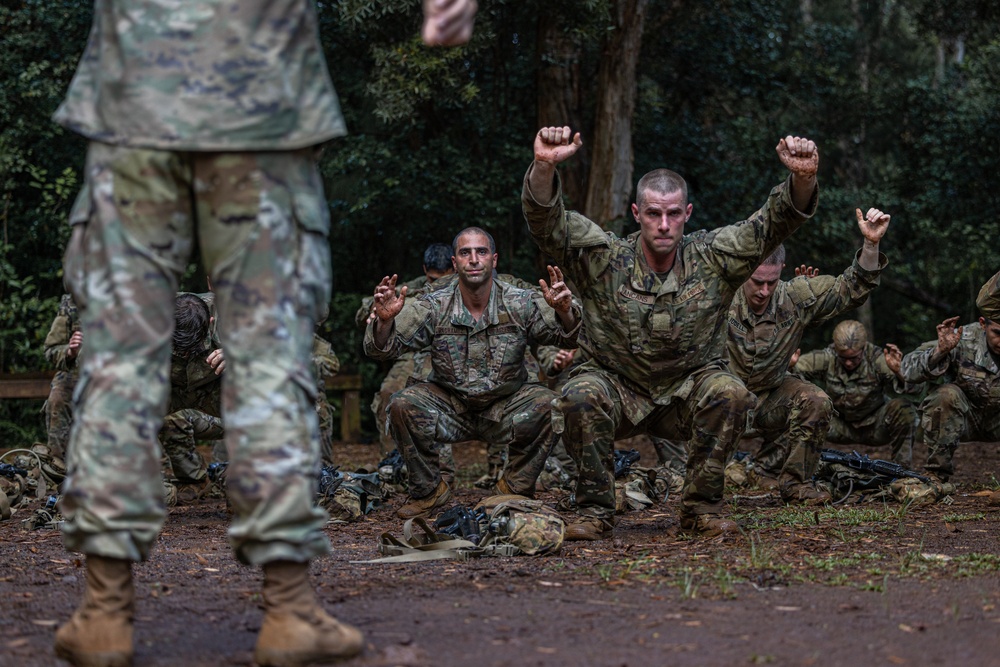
[43,295,81,458]
[312,334,340,464]
[60,143,331,565]
[977,269,1000,321]
[554,366,756,520]
[795,343,918,465]
[900,325,1000,479]
[53,0,345,151]
[161,409,224,482]
[727,253,884,395]
[387,382,557,498]
[751,376,833,486]
[522,168,815,520]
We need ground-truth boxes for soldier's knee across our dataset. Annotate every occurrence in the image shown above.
[703,380,755,415]
[795,388,833,419]
[924,384,965,411]
[886,398,916,424]
[558,381,612,416]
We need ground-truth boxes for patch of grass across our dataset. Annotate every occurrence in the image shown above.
[679,568,700,599]
[942,512,986,522]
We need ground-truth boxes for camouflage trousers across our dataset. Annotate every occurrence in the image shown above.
[44,369,78,459]
[751,376,833,486]
[160,409,223,482]
[921,384,1000,480]
[372,354,418,454]
[554,366,755,520]
[316,390,335,465]
[61,143,331,565]
[826,398,917,466]
[387,382,557,498]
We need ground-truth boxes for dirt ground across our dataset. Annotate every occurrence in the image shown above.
[3,439,1000,667]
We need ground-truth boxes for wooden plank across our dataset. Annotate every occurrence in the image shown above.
[325,374,362,391]
[0,372,55,400]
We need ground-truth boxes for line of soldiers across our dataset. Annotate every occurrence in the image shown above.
[363,126,1000,542]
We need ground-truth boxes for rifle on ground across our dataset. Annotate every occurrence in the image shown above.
[434,505,486,545]
[819,449,929,483]
[613,449,641,478]
[318,464,344,497]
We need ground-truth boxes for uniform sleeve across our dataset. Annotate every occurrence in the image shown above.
[792,250,886,327]
[977,269,1000,320]
[792,348,828,382]
[312,335,340,379]
[522,165,614,291]
[363,297,436,361]
[702,175,818,289]
[526,294,583,349]
[899,339,951,384]
[873,347,922,395]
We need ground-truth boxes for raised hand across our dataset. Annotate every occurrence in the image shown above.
[856,207,891,244]
[373,275,408,323]
[422,0,477,46]
[67,330,84,360]
[775,136,819,178]
[206,348,226,376]
[883,343,903,376]
[934,316,963,358]
[539,265,572,314]
[534,126,583,166]
[552,348,577,372]
[794,265,820,278]
[789,348,801,368]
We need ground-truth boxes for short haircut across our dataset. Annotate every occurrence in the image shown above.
[761,244,786,268]
[452,227,496,255]
[173,293,210,356]
[423,243,453,272]
[635,169,688,207]
[832,319,868,353]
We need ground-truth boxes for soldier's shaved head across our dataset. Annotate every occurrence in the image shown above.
[760,244,786,268]
[832,320,868,353]
[636,169,688,207]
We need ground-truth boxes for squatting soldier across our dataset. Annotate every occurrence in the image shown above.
[356,242,454,456]
[43,294,81,460]
[793,319,918,466]
[900,282,1000,483]
[523,126,820,539]
[728,208,888,505]
[312,334,341,465]
[365,227,581,518]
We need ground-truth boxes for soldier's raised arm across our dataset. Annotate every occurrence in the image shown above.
[775,135,819,212]
[855,207,890,271]
[528,126,583,203]
[371,275,408,350]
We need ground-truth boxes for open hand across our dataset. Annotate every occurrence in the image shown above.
[373,275,408,322]
[206,348,226,376]
[883,343,903,376]
[794,265,820,278]
[934,316,963,357]
[539,265,572,314]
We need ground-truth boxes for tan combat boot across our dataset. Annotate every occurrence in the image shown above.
[564,517,613,541]
[54,555,134,667]
[396,480,452,519]
[679,513,740,537]
[780,481,832,506]
[254,560,363,667]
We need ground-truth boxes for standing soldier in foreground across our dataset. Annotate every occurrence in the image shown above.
[792,319,919,466]
[522,126,819,539]
[51,1,477,666]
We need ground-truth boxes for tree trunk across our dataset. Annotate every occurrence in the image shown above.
[535,12,587,208]
[583,0,649,228]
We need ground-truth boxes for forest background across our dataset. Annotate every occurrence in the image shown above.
[2,0,999,441]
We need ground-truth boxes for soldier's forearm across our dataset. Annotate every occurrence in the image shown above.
[527,161,557,204]
[859,241,880,271]
[790,173,817,213]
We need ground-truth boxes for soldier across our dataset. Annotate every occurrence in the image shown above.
[792,319,918,466]
[312,333,341,465]
[42,294,81,460]
[52,2,475,664]
[365,227,581,518]
[900,286,1000,484]
[523,126,820,539]
[728,209,889,504]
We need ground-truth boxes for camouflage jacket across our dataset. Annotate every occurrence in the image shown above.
[727,252,885,395]
[900,325,1000,409]
[54,0,346,151]
[312,334,340,388]
[364,279,581,420]
[43,294,81,372]
[978,269,1000,320]
[522,167,817,419]
[794,342,913,424]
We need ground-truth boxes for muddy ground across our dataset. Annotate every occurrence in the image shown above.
[2,439,1000,667]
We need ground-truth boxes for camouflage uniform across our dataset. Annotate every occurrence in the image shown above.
[313,334,340,465]
[523,168,817,522]
[364,279,581,498]
[900,326,1000,480]
[728,255,885,487]
[55,0,341,564]
[794,343,917,465]
[43,295,81,459]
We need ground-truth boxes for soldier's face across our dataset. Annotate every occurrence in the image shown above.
[980,317,1000,355]
[453,232,496,289]
[632,189,691,267]
[836,348,864,371]
[743,263,783,314]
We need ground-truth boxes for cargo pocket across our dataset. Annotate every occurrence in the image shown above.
[291,188,332,324]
